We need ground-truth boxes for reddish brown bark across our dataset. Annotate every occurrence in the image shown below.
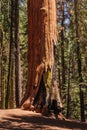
[21,0,62,116]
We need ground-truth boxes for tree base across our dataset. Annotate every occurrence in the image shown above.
[21,99,66,120]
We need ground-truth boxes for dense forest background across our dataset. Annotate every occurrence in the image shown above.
[0,0,87,122]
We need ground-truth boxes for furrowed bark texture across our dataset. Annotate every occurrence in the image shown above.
[21,0,62,112]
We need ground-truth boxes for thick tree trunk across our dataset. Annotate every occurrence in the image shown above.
[21,0,62,117]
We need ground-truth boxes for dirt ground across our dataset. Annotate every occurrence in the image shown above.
[0,109,87,130]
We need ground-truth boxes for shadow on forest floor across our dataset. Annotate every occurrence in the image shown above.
[0,109,87,130]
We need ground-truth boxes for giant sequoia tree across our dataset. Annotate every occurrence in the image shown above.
[21,0,62,116]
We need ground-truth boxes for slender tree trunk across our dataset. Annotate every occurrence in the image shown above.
[5,0,14,108]
[59,1,66,105]
[74,0,85,122]
[14,0,21,107]
[0,1,6,109]
[0,0,2,105]
[0,0,2,108]
[57,51,61,96]
[0,36,1,107]
[0,30,6,109]
[0,0,1,98]
[21,0,62,117]
[9,58,15,108]
[0,29,4,108]
[61,24,65,91]
[66,56,70,118]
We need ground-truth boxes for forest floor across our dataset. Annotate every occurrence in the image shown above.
[0,109,87,130]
